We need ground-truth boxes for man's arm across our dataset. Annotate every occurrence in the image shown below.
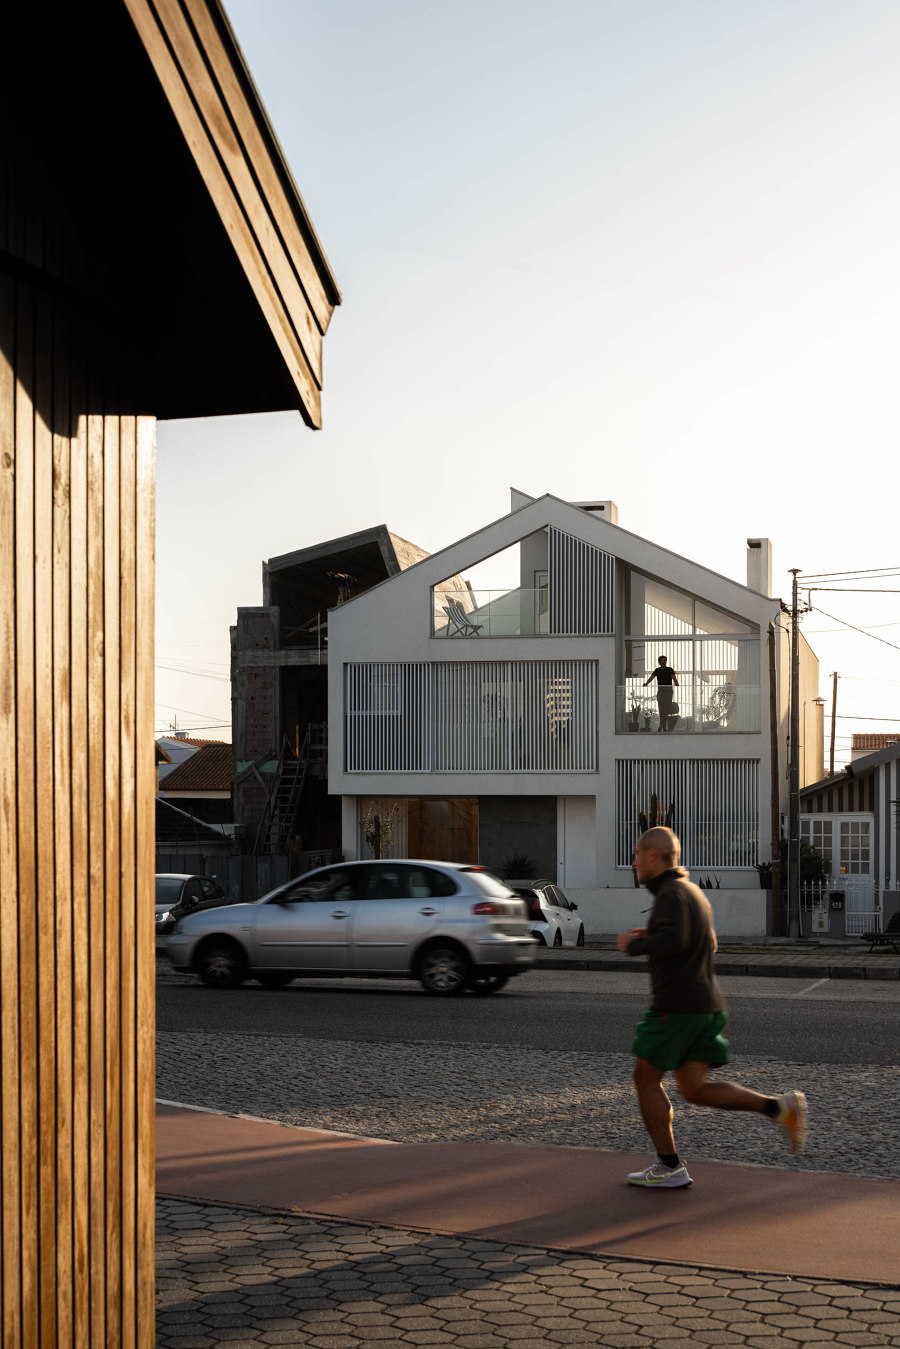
[644,672,656,686]
[624,892,688,956]
[672,672,679,686]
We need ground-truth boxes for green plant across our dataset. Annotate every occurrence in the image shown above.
[501,853,537,880]
[632,793,675,886]
[757,840,829,886]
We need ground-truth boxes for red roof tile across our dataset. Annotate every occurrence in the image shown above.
[160,743,232,793]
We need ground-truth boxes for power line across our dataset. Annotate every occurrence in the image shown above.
[808,605,900,653]
[802,564,900,579]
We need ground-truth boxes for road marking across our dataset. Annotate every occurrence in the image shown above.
[793,977,830,997]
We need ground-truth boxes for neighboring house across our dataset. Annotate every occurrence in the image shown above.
[327,490,822,937]
[156,733,225,784]
[850,733,900,762]
[801,741,900,934]
[158,742,234,831]
[231,525,467,857]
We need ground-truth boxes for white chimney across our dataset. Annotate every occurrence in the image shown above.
[747,538,772,595]
[574,499,618,524]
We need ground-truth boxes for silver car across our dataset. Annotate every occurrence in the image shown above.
[167,860,537,996]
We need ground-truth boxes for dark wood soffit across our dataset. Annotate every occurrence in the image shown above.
[122,0,340,429]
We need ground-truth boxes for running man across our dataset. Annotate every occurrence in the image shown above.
[617,826,807,1188]
[644,655,678,731]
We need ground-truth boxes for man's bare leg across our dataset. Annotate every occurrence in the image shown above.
[674,1060,770,1111]
[633,1058,677,1153]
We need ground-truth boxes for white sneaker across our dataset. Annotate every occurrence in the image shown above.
[774,1090,808,1154]
[626,1160,693,1188]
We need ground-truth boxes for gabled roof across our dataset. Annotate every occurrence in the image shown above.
[158,735,224,749]
[160,743,232,793]
[327,492,783,624]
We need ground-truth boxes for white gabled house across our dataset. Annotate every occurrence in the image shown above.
[327,491,822,936]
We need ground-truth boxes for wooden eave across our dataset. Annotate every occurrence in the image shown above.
[123,0,341,428]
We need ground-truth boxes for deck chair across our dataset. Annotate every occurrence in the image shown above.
[862,909,900,953]
[443,600,483,636]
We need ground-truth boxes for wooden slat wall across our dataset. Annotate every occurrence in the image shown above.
[0,277,156,1346]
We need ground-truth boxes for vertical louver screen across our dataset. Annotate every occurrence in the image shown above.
[346,661,597,772]
[548,527,615,635]
[616,758,760,868]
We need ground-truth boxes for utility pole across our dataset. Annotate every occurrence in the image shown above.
[788,569,801,938]
[829,672,838,777]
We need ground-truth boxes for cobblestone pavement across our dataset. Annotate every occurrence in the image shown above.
[157,1029,900,1180]
[156,1195,900,1348]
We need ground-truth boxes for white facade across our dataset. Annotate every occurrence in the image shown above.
[328,493,806,936]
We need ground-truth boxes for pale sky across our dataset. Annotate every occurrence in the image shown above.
[156,0,900,768]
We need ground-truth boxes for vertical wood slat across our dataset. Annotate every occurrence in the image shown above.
[119,417,137,1348]
[615,759,760,869]
[0,272,21,1348]
[86,409,107,1346]
[135,416,157,1346]
[35,288,57,1347]
[103,415,122,1348]
[15,281,39,1347]
[69,368,90,1349]
[548,526,615,636]
[52,302,74,1343]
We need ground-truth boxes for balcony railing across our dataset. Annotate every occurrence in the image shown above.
[617,682,760,733]
[433,589,548,638]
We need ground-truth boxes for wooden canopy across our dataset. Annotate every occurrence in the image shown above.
[4,0,341,425]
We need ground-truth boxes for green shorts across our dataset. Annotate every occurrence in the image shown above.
[630,1009,730,1072]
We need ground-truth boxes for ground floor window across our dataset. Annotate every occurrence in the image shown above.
[359,797,478,864]
[616,758,759,869]
[801,815,871,876]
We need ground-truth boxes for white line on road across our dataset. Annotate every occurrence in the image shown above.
[793,977,830,997]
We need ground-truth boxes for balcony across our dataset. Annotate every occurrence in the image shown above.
[433,589,547,638]
[617,682,760,734]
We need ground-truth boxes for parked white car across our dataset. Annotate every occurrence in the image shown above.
[513,881,585,947]
[167,860,537,996]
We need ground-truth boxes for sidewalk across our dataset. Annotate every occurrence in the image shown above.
[156,1103,900,1346]
[537,942,900,979]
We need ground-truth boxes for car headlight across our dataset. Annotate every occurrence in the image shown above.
[158,910,172,925]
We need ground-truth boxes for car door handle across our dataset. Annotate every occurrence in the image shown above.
[418,906,438,916]
[331,909,350,919]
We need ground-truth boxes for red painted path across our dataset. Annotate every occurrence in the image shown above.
[157,1103,900,1286]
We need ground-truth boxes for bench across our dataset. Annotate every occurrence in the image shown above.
[862,909,900,953]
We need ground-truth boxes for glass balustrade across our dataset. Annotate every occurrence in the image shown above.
[433,589,548,637]
[616,682,760,733]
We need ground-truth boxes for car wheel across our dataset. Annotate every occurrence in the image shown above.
[256,972,294,988]
[468,974,509,995]
[552,929,562,947]
[195,939,246,989]
[576,926,585,947]
[416,944,469,996]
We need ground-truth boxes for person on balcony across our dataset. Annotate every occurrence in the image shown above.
[644,655,679,731]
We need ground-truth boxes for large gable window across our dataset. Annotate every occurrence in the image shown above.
[620,569,760,733]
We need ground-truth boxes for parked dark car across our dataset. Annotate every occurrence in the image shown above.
[155,873,230,935]
[513,881,584,947]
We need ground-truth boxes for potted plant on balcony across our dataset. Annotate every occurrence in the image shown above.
[628,695,641,732]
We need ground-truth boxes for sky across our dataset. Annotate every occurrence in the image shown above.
[156,0,900,768]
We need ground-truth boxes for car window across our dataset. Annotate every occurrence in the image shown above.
[408,866,458,898]
[182,880,204,905]
[277,869,356,903]
[357,865,413,901]
[460,868,517,898]
[155,876,184,904]
[200,878,223,899]
[550,887,570,910]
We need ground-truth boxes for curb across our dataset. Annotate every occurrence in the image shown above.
[535,954,900,979]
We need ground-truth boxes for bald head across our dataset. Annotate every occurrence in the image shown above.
[634,827,680,881]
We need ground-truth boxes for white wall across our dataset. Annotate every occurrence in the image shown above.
[570,887,768,938]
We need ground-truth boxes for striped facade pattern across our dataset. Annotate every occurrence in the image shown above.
[0,279,156,1344]
[616,758,760,869]
[346,661,598,773]
[547,527,615,635]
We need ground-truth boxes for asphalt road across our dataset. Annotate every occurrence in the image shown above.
[157,966,900,1066]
